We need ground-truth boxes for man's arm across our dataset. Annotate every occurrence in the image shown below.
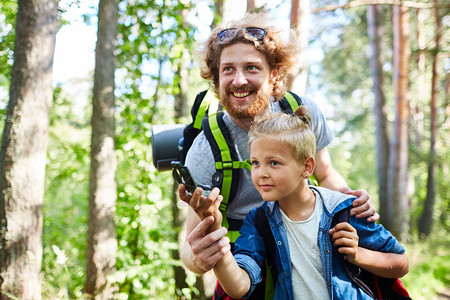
[314,147,379,221]
[313,147,347,190]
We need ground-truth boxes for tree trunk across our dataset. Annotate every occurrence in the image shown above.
[172,5,190,299]
[387,4,410,240]
[246,0,265,12]
[418,0,441,237]
[86,0,119,298]
[287,0,310,95]
[247,0,256,11]
[410,8,426,151]
[367,5,390,221]
[0,0,58,299]
[213,0,223,27]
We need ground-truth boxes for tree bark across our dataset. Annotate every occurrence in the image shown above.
[246,0,265,12]
[387,4,410,240]
[247,0,256,11]
[367,5,390,221]
[418,0,441,237]
[410,8,426,151]
[0,0,58,299]
[86,0,119,298]
[287,0,310,95]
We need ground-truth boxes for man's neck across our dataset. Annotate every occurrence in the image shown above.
[229,104,272,131]
[229,115,255,131]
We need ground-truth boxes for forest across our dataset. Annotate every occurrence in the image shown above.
[0,0,448,299]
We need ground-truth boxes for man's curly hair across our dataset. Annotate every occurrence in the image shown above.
[200,12,298,101]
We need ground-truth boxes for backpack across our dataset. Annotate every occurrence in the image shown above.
[254,206,411,300]
[180,89,304,244]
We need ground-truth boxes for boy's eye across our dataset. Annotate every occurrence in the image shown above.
[251,160,259,166]
[248,66,258,71]
[270,161,279,166]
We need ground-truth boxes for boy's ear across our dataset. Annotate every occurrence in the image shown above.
[304,156,315,178]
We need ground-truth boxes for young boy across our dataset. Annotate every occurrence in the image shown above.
[189,107,409,299]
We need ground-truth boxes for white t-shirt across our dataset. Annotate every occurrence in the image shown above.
[279,190,330,300]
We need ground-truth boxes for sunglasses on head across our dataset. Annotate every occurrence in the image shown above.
[217,27,266,42]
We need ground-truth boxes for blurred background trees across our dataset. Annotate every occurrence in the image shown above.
[0,0,448,299]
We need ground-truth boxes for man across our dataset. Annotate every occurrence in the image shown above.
[179,12,379,293]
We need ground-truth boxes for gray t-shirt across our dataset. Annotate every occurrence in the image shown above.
[185,97,334,220]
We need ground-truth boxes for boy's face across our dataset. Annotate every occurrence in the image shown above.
[250,136,308,203]
[218,42,278,119]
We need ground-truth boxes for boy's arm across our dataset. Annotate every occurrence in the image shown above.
[329,222,409,278]
[213,252,252,298]
[350,248,409,278]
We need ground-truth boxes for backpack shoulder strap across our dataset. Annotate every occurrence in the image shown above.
[254,207,278,298]
[202,111,251,243]
[254,207,277,272]
[279,91,303,114]
[192,89,220,129]
[332,207,376,298]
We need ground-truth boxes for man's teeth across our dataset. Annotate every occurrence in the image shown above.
[233,91,250,98]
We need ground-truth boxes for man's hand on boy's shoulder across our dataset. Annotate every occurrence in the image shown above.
[339,187,380,222]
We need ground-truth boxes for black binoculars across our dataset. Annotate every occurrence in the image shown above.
[151,124,185,171]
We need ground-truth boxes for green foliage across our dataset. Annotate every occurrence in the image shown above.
[318,6,450,298]
[0,0,17,130]
[315,7,380,202]
[42,85,90,298]
[113,1,202,297]
[403,230,450,299]
[0,0,17,97]
[116,0,198,125]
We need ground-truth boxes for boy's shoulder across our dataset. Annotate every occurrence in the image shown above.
[309,186,356,215]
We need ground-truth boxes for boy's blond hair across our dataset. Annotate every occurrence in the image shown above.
[249,106,316,162]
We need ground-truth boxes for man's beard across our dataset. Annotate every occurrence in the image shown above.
[220,85,271,119]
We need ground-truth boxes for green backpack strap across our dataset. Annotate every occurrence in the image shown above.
[193,89,220,129]
[202,112,251,243]
[278,91,304,116]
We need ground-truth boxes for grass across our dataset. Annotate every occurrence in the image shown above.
[402,229,450,299]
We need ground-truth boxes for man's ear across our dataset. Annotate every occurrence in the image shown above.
[270,68,279,84]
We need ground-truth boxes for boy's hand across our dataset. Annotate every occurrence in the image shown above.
[178,184,192,204]
[189,187,223,232]
[329,222,360,263]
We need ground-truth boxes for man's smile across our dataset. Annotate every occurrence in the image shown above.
[232,91,251,98]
